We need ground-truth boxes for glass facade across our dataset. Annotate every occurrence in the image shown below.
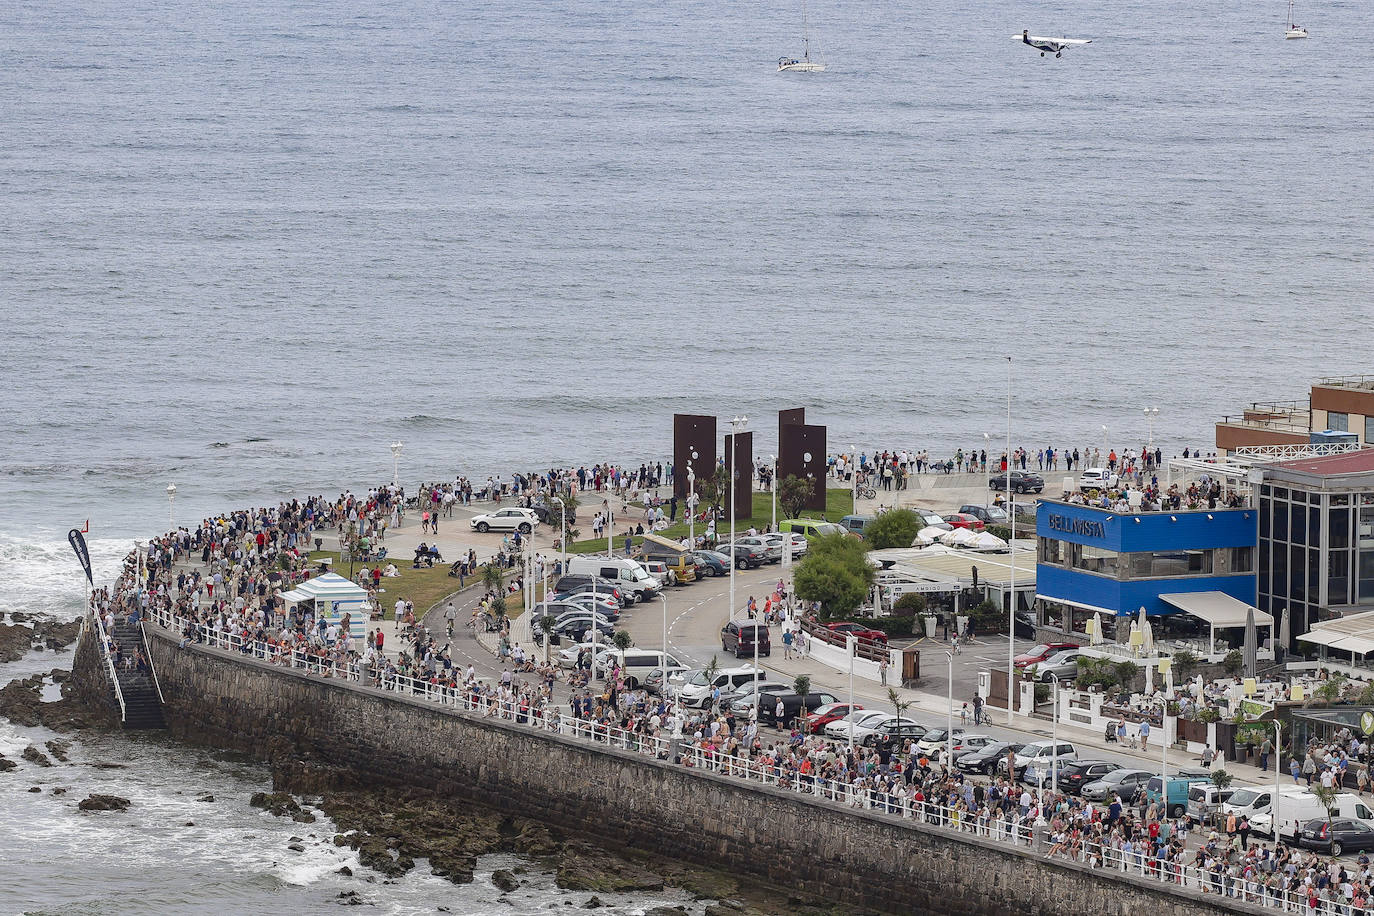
[1038,539,1252,581]
[1259,483,1374,645]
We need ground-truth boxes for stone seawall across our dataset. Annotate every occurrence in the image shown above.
[141,626,1263,916]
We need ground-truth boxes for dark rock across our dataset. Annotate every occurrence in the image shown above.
[185,821,195,826]
[287,843,306,852]
[35,619,82,651]
[51,786,67,795]
[28,786,41,792]
[645,908,688,916]
[337,866,353,876]
[556,845,665,893]
[336,890,364,906]
[0,755,15,772]
[44,739,72,762]
[582,897,603,909]
[78,793,131,811]
[21,745,52,767]
[197,794,215,802]
[0,622,35,663]
[491,869,519,892]
[249,791,310,820]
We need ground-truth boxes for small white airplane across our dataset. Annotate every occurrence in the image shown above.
[1014,29,1092,58]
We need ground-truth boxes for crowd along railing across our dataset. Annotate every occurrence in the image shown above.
[145,605,1350,916]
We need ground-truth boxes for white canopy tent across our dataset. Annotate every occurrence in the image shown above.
[279,572,372,641]
[1159,592,1273,659]
[1299,614,1374,664]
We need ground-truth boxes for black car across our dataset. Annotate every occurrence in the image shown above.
[1298,818,1374,856]
[551,575,629,608]
[720,543,765,569]
[691,550,730,577]
[759,692,839,728]
[956,741,1025,775]
[550,616,614,642]
[722,621,771,658]
[989,470,1045,494]
[1055,760,1122,795]
[868,719,929,751]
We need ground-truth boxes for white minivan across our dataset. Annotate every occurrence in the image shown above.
[1253,791,1374,843]
[675,666,767,708]
[593,649,688,688]
[565,555,662,604]
[1010,740,1078,782]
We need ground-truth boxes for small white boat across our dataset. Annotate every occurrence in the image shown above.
[1286,0,1308,38]
[778,0,826,72]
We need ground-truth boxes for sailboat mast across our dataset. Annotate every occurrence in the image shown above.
[801,0,811,59]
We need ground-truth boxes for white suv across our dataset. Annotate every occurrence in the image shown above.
[1077,468,1119,491]
[469,507,540,533]
[1011,740,1078,782]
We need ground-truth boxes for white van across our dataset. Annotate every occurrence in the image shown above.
[1252,791,1374,842]
[565,555,662,604]
[593,648,688,688]
[1222,785,1303,823]
[675,666,767,709]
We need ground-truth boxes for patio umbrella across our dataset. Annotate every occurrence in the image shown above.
[951,527,979,547]
[1139,606,1154,657]
[970,531,1008,551]
[937,528,963,546]
[1243,606,1258,677]
[1085,615,1101,646]
[1210,749,1226,773]
[1279,605,1291,660]
[1144,658,1154,695]
[911,532,935,547]
[918,525,949,542]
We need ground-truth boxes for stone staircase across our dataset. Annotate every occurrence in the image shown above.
[109,620,166,730]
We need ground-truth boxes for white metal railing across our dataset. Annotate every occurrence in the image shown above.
[91,612,127,722]
[145,604,1351,915]
[139,619,166,704]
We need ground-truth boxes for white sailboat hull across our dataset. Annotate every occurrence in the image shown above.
[1285,27,1308,38]
[778,59,826,72]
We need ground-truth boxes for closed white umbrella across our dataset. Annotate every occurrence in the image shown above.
[1244,606,1258,676]
[1084,614,1099,645]
[1139,606,1155,657]
[919,526,949,541]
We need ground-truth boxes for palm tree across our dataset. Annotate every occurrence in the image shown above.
[887,687,912,719]
[482,562,503,592]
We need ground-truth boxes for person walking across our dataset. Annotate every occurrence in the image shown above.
[1139,719,1151,751]
[782,628,794,659]
[1302,754,1317,787]
[879,655,890,687]
[1260,736,1274,772]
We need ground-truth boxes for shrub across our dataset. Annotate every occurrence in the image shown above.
[1221,649,1244,676]
[893,593,927,615]
[880,616,917,637]
[1113,660,1140,689]
[865,509,923,549]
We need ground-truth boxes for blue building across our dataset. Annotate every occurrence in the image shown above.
[1035,500,1261,651]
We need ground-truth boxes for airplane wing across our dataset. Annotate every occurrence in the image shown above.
[1058,38,1092,45]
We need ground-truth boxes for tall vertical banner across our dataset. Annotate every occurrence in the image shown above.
[68,528,93,585]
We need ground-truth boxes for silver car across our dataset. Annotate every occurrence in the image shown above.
[735,535,781,563]
[1032,650,1081,682]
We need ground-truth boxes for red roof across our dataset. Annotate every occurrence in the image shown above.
[1273,449,1374,477]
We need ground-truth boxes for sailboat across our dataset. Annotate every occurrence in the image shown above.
[778,0,826,72]
[1286,0,1308,38]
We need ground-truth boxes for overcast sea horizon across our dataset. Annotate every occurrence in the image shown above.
[1,0,1371,910]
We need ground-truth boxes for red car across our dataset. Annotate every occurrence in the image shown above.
[804,702,863,733]
[825,622,889,644]
[942,513,987,531]
[1014,642,1077,668]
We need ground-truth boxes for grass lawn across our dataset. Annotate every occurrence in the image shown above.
[308,550,541,620]
[565,489,855,554]
[309,550,464,619]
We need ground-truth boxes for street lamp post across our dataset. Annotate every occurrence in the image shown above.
[1006,356,1016,725]
[389,442,403,491]
[1143,407,1160,452]
[945,649,955,768]
[983,432,991,507]
[847,634,857,755]
[851,445,859,510]
[1273,720,1283,825]
[1047,671,1060,794]
[167,483,176,531]
[687,464,696,550]
[1100,425,1109,471]
[770,454,778,532]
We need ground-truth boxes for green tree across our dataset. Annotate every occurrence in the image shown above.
[1313,784,1339,822]
[777,474,816,520]
[482,562,503,592]
[698,466,730,514]
[1171,649,1200,682]
[887,687,912,719]
[612,630,633,651]
[864,509,923,550]
[793,674,811,697]
[793,533,874,618]
[893,593,927,615]
[1113,660,1141,690]
[489,595,507,622]
[1221,649,1244,677]
[1211,768,1234,790]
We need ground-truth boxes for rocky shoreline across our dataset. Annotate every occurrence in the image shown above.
[269,763,871,916]
[0,615,81,663]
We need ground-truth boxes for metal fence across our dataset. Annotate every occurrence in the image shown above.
[145,605,1347,916]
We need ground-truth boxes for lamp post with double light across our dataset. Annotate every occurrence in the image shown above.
[167,484,176,531]
[389,442,403,491]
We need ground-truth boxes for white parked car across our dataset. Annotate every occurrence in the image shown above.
[824,709,891,740]
[469,507,540,533]
[762,531,808,557]
[1012,740,1079,781]
[1077,468,1119,491]
[734,535,781,563]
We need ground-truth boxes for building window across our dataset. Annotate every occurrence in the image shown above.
[1366,416,1374,443]
[1038,538,1065,566]
[1072,544,1118,576]
[1123,549,1216,578]
[1231,546,1254,573]
[1329,412,1349,432]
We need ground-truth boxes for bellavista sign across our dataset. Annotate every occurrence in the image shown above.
[1046,514,1107,540]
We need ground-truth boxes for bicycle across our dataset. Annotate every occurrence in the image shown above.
[857,484,877,500]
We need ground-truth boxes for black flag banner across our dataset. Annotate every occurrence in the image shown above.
[68,528,93,585]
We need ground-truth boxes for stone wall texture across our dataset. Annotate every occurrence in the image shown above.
[142,627,1266,916]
